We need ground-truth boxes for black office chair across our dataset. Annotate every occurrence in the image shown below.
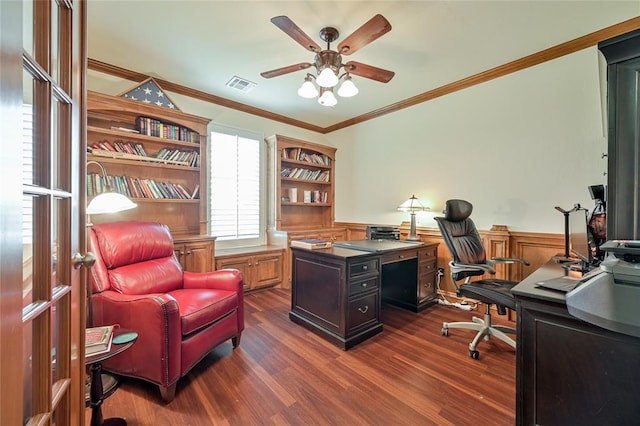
[434,199,529,359]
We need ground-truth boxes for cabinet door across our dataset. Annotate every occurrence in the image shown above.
[216,255,253,291]
[253,252,283,290]
[183,241,214,272]
[316,230,346,242]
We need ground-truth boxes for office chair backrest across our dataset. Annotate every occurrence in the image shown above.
[434,199,487,280]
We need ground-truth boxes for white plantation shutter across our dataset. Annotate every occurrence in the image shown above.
[209,124,264,247]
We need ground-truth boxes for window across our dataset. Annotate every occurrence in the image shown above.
[209,124,265,248]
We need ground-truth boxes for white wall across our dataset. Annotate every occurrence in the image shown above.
[331,47,608,234]
[88,45,607,235]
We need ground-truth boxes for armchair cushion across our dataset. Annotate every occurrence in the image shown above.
[171,288,240,336]
[110,256,183,294]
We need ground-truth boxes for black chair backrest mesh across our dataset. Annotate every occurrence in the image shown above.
[434,199,487,280]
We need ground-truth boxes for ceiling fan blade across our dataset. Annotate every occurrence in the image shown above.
[338,14,392,56]
[260,63,312,79]
[344,61,395,83]
[271,16,321,53]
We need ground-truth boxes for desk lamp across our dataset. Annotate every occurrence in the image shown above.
[398,195,429,241]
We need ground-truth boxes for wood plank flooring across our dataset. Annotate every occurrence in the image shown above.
[87,289,516,425]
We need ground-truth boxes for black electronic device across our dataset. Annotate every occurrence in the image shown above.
[588,184,607,203]
[568,207,592,271]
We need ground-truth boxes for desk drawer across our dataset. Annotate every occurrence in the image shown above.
[349,258,379,279]
[349,276,379,296]
[381,249,417,264]
[419,246,437,261]
[347,292,379,332]
[419,259,437,275]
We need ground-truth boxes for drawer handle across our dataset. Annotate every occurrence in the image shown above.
[362,265,368,270]
[358,305,369,314]
[399,255,404,259]
[361,282,368,288]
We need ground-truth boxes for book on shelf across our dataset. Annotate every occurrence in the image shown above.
[289,187,297,202]
[290,239,332,250]
[85,325,115,356]
[303,190,311,203]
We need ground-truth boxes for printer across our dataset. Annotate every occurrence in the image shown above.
[565,240,640,338]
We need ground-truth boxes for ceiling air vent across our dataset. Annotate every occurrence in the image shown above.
[225,76,256,94]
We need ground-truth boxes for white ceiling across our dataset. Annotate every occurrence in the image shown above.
[87,1,638,129]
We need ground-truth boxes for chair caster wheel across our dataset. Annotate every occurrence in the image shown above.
[441,328,449,336]
[469,350,480,360]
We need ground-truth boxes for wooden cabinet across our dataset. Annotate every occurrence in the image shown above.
[513,260,640,425]
[290,246,383,350]
[173,236,215,272]
[380,243,438,312]
[266,134,340,287]
[216,248,284,291]
[87,91,211,236]
[599,30,640,239]
[266,134,336,231]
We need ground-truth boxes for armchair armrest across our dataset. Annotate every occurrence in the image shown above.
[451,262,497,275]
[91,291,182,387]
[183,269,244,293]
[490,257,531,266]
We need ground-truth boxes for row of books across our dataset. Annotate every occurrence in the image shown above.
[281,167,330,182]
[282,188,328,203]
[90,143,199,167]
[135,116,200,143]
[281,148,331,166]
[92,140,148,157]
[156,148,200,167]
[88,173,199,200]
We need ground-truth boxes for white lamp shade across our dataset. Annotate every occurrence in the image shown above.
[297,80,319,98]
[87,192,138,215]
[337,78,359,97]
[397,195,429,212]
[316,67,339,87]
[318,89,337,107]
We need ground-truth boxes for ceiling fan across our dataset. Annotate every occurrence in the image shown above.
[260,14,395,106]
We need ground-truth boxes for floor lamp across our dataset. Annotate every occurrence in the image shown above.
[86,160,138,326]
[398,195,429,241]
[84,160,138,404]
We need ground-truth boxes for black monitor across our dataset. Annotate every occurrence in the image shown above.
[569,207,592,270]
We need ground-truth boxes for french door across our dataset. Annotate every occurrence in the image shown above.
[0,0,86,424]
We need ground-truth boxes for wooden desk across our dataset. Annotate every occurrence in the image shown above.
[512,260,640,425]
[290,240,438,349]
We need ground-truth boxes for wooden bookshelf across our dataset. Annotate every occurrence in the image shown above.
[266,134,337,231]
[266,134,345,287]
[87,91,211,237]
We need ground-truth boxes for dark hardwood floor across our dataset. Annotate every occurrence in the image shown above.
[88,289,516,425]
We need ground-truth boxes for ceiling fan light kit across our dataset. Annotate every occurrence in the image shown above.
[318,87,338,107]
[297,75,319,98]
[262,14,395,107]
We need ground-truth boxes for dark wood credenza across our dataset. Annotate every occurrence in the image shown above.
[512,260,640,425]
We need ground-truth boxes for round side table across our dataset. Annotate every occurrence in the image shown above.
[86,328,138,426]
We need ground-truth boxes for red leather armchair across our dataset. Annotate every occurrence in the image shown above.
[89,221,244,402]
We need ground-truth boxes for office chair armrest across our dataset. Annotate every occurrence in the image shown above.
[451,262,496,275]
[490,257,531,266]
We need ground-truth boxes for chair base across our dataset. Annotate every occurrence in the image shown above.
[441,304,515,359]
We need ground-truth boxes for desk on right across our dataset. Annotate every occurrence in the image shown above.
[512,259,640,426]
